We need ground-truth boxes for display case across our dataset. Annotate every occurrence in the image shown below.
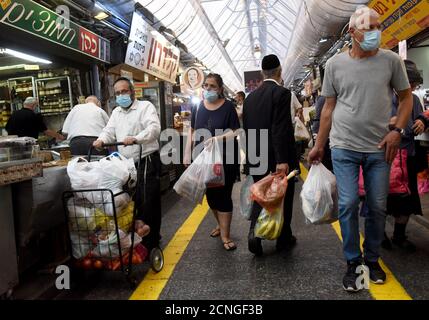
[7,76,37,111]
[35,76,73,116]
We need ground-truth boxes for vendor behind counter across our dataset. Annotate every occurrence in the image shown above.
[5,97,65,142]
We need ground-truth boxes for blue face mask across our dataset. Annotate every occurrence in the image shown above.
[204,90,219,103]
[356,30,381,52]
[116,94,133,108]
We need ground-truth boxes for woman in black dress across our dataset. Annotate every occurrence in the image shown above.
[184,73,240,251]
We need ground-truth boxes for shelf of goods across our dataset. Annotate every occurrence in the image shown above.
[36,76,73,116]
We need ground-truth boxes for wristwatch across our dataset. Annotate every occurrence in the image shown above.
[391,126,405,136]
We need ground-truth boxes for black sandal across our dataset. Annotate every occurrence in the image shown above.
[210,228,221,238]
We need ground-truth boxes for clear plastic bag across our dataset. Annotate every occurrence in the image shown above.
[250,173,288,212]
[203,140,225,188]
[294,117,311,141]
[173,150,207,204]
[300,163,338,225]
[254,203,284,240]
[92,229,142,258]
[240,175,254,220]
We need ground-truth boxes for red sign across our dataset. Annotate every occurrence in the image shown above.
[79,27,99,59]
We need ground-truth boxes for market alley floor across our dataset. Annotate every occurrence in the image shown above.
[54,171,429,300]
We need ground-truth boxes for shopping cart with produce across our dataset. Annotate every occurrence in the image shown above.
[62,142,164,287]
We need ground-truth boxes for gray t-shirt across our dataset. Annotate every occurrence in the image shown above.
[322,49,410,153]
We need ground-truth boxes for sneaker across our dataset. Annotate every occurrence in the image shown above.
[343,262,363,292]
[248,229,263,256]
[392,237,417,253]
[365,260,386,284]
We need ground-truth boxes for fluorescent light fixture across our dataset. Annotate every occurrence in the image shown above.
[0,64,26,71]
[0,48,52,64]
[254,50,262,59]
[94,11,109,20]
[319,38,329,43]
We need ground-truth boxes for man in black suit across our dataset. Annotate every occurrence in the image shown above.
[243,54,298,256]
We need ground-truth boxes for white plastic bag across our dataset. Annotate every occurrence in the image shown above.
[300,164,339,225]
[294,117,311,141]
[240,175,254,220]
[174,150,207,204]
[203,140,225,188]
[102,192,131,217]
[92,229,142,258]
[67,157,102,190]
[70,233,92,259]
[98,153,131,194]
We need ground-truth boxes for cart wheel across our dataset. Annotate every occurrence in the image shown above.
[150,247,164,273]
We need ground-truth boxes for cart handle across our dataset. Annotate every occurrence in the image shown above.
[87,142,142,162]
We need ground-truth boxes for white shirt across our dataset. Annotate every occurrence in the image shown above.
[98,99,161,161]
[263,79,281,86]
[62,103,109,141]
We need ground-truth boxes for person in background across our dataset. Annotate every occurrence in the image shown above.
[6,97,64,141]
[93,77,161,251]
[383,59,426,252]
[235,91,246,125]
[243,54,297,256]
[291,91,306,162]
[312,95,333,171]
[184,73,240,251]
[62,96,109,156]
[308,6,413,292]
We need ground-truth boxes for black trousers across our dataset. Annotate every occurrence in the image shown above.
[134,151,162,250]
[249,175,295,243]
[70,136,107,156]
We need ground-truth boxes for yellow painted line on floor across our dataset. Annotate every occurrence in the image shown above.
[129,198,210,300]
[300,163,412,300]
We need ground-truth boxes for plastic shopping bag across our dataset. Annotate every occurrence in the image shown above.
[67,157,102,190]
[70,233,92,259]
[240,175,254,220]
[254,203,284,240]
[250,173,288,212]
[99,153,132,194]
[301,163,338,225]
[294,117,311,141]
[92,229,142,258]
[203,140,225,188]
[173,150,207,204]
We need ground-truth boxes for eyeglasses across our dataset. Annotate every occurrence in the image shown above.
[115,89,131,96]
[203,83,218,90]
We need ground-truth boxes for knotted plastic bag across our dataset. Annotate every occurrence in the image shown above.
[250,173,288,212]
[301,163,338,225]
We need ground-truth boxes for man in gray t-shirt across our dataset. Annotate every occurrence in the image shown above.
[308,6,413,293]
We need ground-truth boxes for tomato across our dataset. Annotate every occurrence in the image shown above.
[93,260,103,269]
[132,253,143,264]
[82,258,93,269]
